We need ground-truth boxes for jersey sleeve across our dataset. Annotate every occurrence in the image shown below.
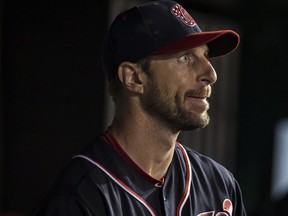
[231,178,247,216]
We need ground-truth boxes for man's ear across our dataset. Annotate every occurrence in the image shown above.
[117,61,145,94]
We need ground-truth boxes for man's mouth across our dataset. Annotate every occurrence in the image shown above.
[185,87,211,99]
[184,87,211,112]
[187,95,208,100]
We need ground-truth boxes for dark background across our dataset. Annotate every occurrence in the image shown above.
[1,0,288,215]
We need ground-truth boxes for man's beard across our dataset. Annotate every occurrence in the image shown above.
[141,79,210,132]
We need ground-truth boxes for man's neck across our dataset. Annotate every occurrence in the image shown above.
[109,114,179,180]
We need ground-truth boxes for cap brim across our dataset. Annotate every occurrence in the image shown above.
[152,30,240,58]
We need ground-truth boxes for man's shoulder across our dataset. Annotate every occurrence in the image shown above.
[32,137,112,215]
[47,136,114,195]
[177,144,234,182]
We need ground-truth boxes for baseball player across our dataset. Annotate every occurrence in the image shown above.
[32,1,246,215]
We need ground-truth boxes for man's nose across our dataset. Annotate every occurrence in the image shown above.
[198,59,217,86]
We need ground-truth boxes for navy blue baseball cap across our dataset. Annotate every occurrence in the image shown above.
[102,0,240,80]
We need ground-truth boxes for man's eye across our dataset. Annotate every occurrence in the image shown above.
[179,55,188,62]
[178,54,194,63]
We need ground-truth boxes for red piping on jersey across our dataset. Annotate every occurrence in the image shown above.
[176,142,192,216]
[73,155,157,216]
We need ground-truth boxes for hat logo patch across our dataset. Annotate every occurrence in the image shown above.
[171,4,196,27]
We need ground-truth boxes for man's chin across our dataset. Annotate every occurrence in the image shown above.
[180,113,210,131]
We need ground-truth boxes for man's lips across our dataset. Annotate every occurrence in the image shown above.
[185,87,211,111]
[186,92,210,100]
[186,96,208,104]
[187,95,209,99]
[185,89,211,99]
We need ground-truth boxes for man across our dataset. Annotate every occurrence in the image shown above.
[32,1,246,215]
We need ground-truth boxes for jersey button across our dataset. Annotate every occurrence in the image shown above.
[163,196,167,202]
